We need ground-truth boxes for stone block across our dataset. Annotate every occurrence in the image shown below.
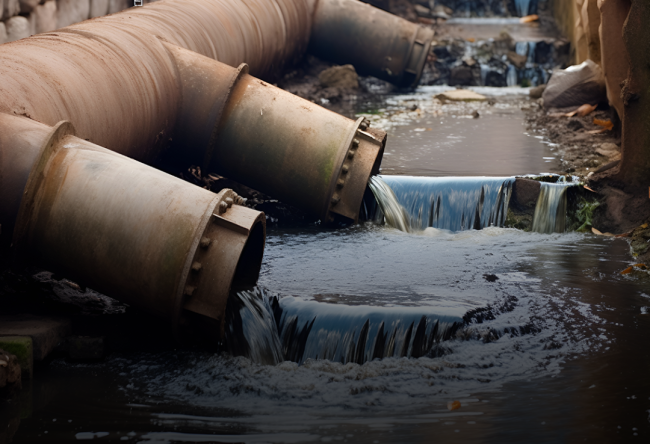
[0,337,32,379]
[3,0,20,19]
[57,0,89,28]
[89,0,108,17]
[34,0,57,34]
[0,22,7,44]
[19,0,39,14]
[108,0,129,14]
[5,15,30,42]
[318,65,359,89]
[434,89,487,103]
[0,315,70,362]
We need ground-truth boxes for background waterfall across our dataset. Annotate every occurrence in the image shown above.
[531,182,569,233]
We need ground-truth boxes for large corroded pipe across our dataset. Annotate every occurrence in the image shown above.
[0,0,393,222]
[166,44,385,223]
[0,113,265,337]
[309,0,435,88]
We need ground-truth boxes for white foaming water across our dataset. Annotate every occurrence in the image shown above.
[531,182,569,233]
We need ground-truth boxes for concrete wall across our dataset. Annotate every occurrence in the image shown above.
[0,0,156,44]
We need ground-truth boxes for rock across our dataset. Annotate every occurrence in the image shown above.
[511,178,541,211]
[19,0,38,14]
[596,142,618,155]
[89,0,109,17]
[57,0,89,28]
[0,349,21,389]
[435,89,487,102]
[432,45,452,61]
[433,4,453,16]
[5,16,30,42]
[413,4,430,17]
[493,31,514,56]
[0,22,7,44]
[533,40,553,65]
[567,119,584,131]
[542,60,606,108]
[3,0,20,19]
[449,64,479,86]
[34,0,57,34]
[0,337,32,379]
[472,110,480,119]
[507,51,527,70]
[318,64,359,89]
[529,84,546,99]
[598,0,631,120]
[108,0,130,14]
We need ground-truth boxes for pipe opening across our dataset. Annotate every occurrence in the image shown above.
[231,218,265,291]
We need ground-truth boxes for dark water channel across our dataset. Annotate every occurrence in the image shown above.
[7,89,650,443]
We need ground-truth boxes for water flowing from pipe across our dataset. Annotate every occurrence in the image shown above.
[366,175,514,232]
[531,182,569,233]
[368,175,412,233]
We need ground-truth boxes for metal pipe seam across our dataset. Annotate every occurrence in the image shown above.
[0,113,266,338]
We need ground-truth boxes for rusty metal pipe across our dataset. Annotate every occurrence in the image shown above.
[0,113,265,337]
[0,0,393,222]
[309,0,435,88]
[165,43,386,222]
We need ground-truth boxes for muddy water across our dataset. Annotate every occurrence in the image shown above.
[376,88,560,176]
[8,89,650,443]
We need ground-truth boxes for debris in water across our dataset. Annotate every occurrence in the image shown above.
[483,274,499,282]
[519,14,539,23]
[472,110,480,119]
[447,400,462,411]
[620,264,647,275]
[593,118,614,131]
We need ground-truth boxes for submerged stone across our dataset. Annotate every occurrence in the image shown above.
[434,89,487,102]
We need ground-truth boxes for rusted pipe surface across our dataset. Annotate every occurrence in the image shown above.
[1,114,265,336]
[211,71,386,222]
[309,0,434,88]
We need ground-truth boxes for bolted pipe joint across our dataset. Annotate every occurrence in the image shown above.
[309,0,434,89]
[164,43,386,224]
[0,114,265,339]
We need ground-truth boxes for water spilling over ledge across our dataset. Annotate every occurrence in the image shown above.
[531,182,569,233]
[366,175,514,232]
[223,287,464,365]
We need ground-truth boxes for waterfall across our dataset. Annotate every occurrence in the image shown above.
[274,297,463,364]
[366,175,514,232]
[221,287,463,365]
[515,0,532,16]
[368,176,412,233]
[515,42,528,56]
[506,64,518,86]
[222,287,284,365]
[527,42,537,64]
[531,182,569,233]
